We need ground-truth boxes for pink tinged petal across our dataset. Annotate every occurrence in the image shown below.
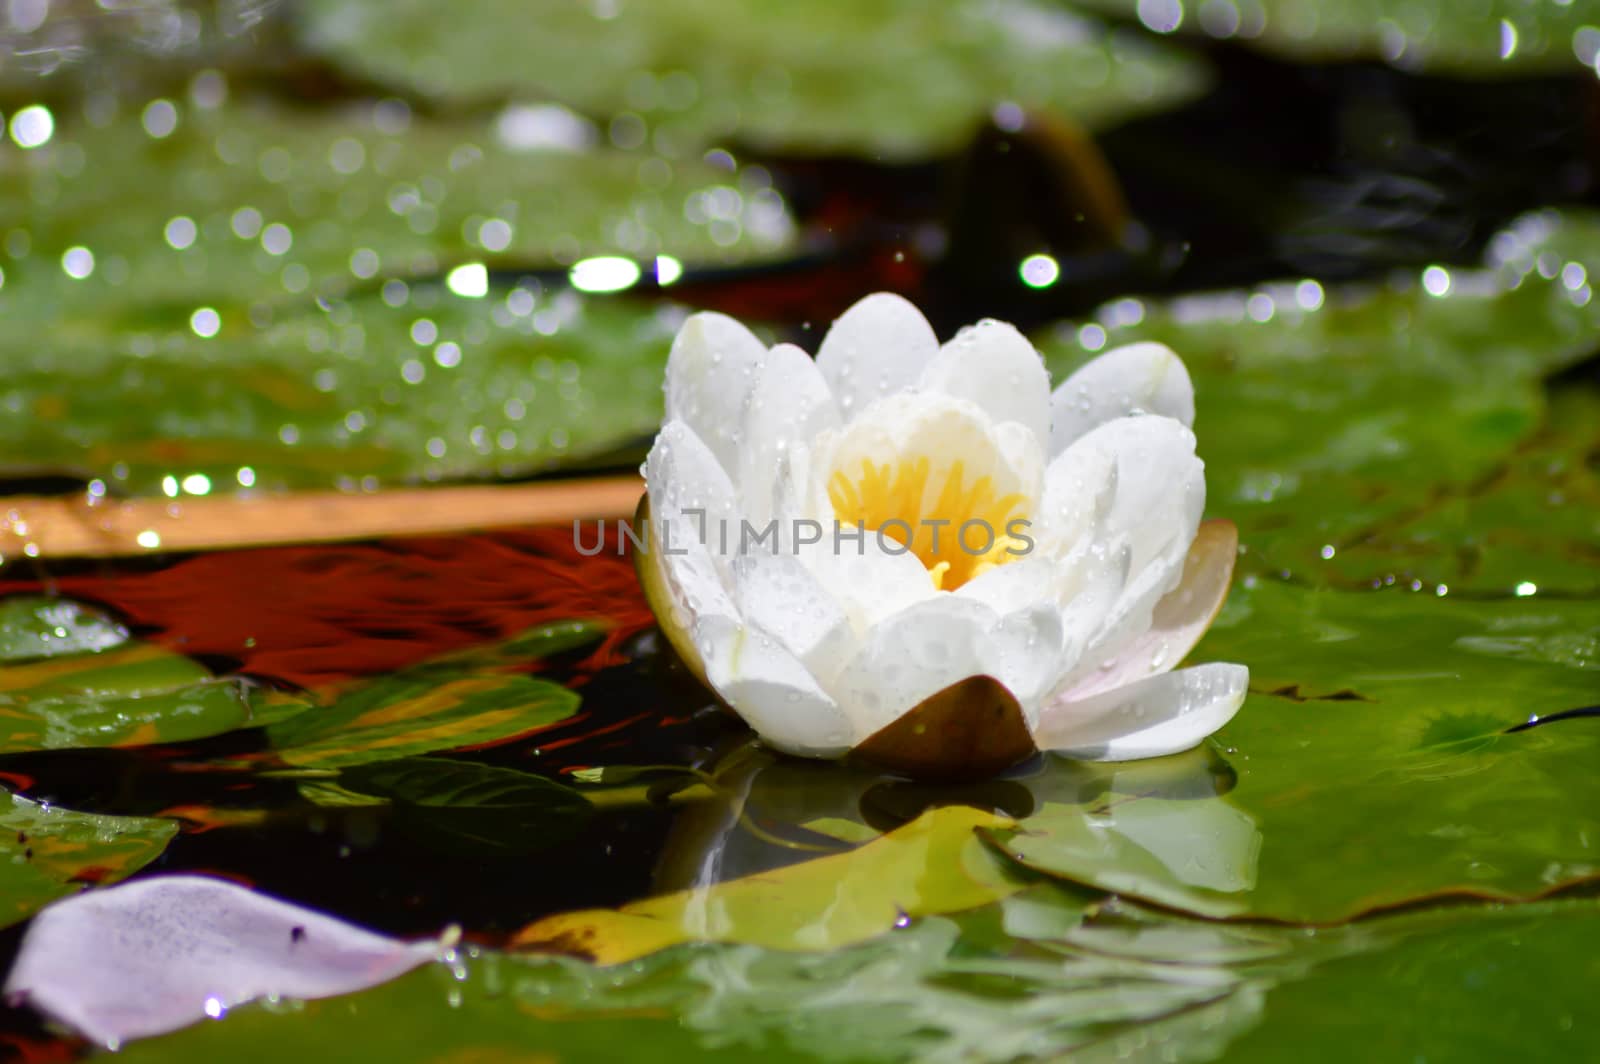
[921,319,1051,445]
[1048,341,1195,456]
[664,311,768,475]
[731,552,856,685]
[814,292,939,422]
[831,596,1001,738]
[736,343,839,527]
[697,615,857,757]
[1033,662,1249,761]
[2,875,439,1047]
[1061,520,1238,703]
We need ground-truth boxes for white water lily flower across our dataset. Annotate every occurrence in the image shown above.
[639,292,1247,780]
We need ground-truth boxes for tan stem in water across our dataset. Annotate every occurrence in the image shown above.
[0,476,642,559]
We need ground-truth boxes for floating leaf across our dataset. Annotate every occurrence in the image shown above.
[0,99,794,314]
[266,671,578,770]
[104,883,1600,1062]
[297,0,1211,160]
[1072,0,1600,76]
[336,757,593,855]
[988,579,1600,923]
[0,596,129,663]
[513,805,1024,962]
[0,791,176,929]
[0,280,680,494]
[0,635,307,754]
[1038,209,1600,592]
[3,875,441,1047]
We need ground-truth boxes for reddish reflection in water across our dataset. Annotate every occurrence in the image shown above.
[0,525,652,690]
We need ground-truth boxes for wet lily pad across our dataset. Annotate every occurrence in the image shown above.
[297,0,1211,160]
[104,889,1600,1062]
[1073,0,1600,76]
[0,97,794,313]
[0,280,680,494]
[0,631,307,754]
[265,636,584,769]
[513,805,1024,962]
[0,791,176,929]
[0,596,129,663]
[988,579,1600,923]
[1038,209,1600,593]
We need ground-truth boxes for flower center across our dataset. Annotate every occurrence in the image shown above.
[827,456,1030,590]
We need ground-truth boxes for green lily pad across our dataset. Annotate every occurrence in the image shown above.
[1038,209,1600,593]
[0,98,794,312]
[266,668,580,771]
[105,884,1600,1062]
[514,805,1025,962]
[1072,0,1599,76]
[0,791,176,929]
[0,596,129,663]
[335,756,594,855]
[988,578,1600,923]
[0,633,307,754]
[297,0,1212,161]
[0,279,679,494]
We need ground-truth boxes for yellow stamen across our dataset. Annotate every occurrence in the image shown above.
[828,455,1028,590]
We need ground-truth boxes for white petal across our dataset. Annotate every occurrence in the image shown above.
[831,596,1000,737]
[664,311,768,475]
[1033,662,1248,760]
[698,615,858,757]
[737,343,839,527]
[732,552,856,685]
[3,876,438,1046]
[1060,521,1237,703]
[815,292,939,422]
[1035,435,1119,560]
[645,421,740,638]
[1067,414,1203,578]
[987,603,1067,719]
[922,319,1051,445]
[796,531,939,633]
[955,554,1063,615]
[1049,341,1195,456]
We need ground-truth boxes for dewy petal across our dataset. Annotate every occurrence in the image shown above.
[737,342,840,528]
[1032,662,1248,761]
[1059,520,1238,703]
[830,595,1003,739]
[921,319,1051,446]
[732,552,856,686]
[697,615,858,757]
[796,532,940,634]
[3,875,438,1047]
[1049,341,1195,456]
[815,292,939,422]
[664,311,768,476]
[1065,414,1203,579]
[644,422,740,672]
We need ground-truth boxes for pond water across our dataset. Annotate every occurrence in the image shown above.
[0,1,1598,1060]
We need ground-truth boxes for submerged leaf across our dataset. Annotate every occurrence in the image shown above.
[337,757,593,854]
[0,792,175,929]
[3,875,441,1046]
